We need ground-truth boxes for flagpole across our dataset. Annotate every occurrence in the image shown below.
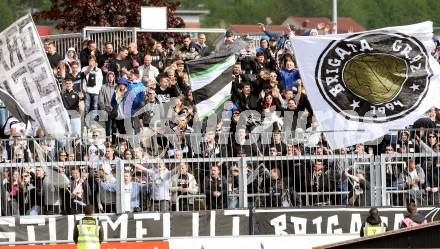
[332,0,338,34]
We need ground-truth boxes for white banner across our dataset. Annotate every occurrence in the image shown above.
[291,22,440,149]
[0,15,70,139]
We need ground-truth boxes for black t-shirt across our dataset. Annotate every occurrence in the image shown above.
[129,52,144,68]
[47,53,63,69]
[150,51,165,70]
[176,173,189,196]
[108,58,132,79]
[99,52,116,67]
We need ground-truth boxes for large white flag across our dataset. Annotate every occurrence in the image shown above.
[0,15,70,139]
[291,22,440,149]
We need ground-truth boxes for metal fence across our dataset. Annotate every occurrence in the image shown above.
[1,128,440,216]
[40,33,83,57]
[41,27,227,57]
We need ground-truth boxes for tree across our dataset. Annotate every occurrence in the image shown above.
[0,0,27,31]
[34,0,184,31]
[34,0,185,53]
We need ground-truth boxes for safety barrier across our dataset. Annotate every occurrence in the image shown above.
[1,126,440,215]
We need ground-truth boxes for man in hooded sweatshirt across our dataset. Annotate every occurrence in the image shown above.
[399,202,428,228]
[360,207,387,237]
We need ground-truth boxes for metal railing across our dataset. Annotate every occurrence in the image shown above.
[41,26,227,57]
[40,33,83,57]
[0,127,440,216]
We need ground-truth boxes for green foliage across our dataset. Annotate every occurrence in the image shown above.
[0,0,26,31]
[0,0,53,31]
[180,0,440,30]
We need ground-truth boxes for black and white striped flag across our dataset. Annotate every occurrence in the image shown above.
[187,53,236,120]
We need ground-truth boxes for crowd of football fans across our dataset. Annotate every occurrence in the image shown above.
[1,22,440,216]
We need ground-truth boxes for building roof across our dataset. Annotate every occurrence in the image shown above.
[36,26,52,36]
[284,16,365,33]
[228,25,285,36]
[175,10,210,15]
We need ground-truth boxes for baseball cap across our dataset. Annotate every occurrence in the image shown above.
[130,68,139,75]
[225,30,234,37]
[118,77,129,85]
[167,37,175,44]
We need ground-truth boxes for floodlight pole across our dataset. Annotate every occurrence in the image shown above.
[333,0,338,34]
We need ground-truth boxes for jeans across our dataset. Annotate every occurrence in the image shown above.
[228,195,239,209]
[27,205,41,216]
[105,117,117,142]
[337,182,349,205]
[84,93,99,116]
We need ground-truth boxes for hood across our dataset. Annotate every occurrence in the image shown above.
[405,212,426,224]
[106,71,116,85]
[366,215,382,225]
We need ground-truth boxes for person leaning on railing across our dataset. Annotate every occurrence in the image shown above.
[170,162,199,211]
[99,171,148,213]
[134,162,172,212]
[205,164,227,210]
[398,159,426,206]
[96,164,117,213]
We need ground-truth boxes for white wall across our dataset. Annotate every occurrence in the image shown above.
[169,234,358,249]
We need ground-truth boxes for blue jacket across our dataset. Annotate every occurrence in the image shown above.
[278,69,300,90]
[111,83,145,119]
[264,29,288,51]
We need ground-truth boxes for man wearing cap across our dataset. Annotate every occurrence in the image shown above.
[165,37,178,67]
[128,68,142,84]
[264,36,278,71]
[218,30,235,52]
[256,36,269,54]
[259,23,295,51]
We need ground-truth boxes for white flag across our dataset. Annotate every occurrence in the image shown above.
[0,15,70,139]
[290,22,440,149]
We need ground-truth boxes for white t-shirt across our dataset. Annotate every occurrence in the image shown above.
[122,183,132,212]
[409,170,419,190]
